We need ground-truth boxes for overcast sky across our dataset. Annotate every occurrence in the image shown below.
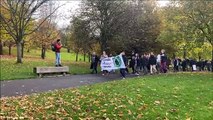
[55,0,169,29]
[55,1,81,29]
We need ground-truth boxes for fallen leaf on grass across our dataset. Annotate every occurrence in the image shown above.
[137,114,143,119]
[154,100,161,105]
[100,109,107,112]
[138,104,147,111]
[186,117,191,120]
[128,100,134,105]
[128,110,132,115]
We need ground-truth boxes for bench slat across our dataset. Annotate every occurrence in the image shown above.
[34,66,69,74]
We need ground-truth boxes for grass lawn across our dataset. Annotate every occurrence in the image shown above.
[1,48,92,80]
[1,73,212,119]
[0,58,91,80]
[2,47,89,62]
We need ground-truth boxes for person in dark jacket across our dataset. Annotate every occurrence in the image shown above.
[90,52,99,74]
[197,60,202,71]
[134,53,140,75]
[129,56,136,74]
[173,57,180,72]
[206,60,211,72]
[211,59,213,72]
[141,54,149,75]
[160,49,167,73]
[120,51,127,79]
[182,58,187,71]
[55,39,62,67]
[149,52,157,74]
[202,60,207,71]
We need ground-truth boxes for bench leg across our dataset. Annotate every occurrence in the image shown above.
[63,72,66,76]
[38,74,42,78]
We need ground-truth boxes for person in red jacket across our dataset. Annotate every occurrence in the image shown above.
[55,39,62,67]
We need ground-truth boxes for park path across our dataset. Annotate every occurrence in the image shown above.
[1,74,135,98]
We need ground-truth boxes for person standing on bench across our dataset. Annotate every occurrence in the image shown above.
[55,39,62,67]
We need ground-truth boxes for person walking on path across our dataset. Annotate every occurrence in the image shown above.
[129,56,136,74]
[160,49,168,73]
[181,58,187,71]
[141,54,149,75]
[173,57,180,72]
[90,52,99,74]
[120,51,128,79]
[100,51,109,75]
[206,60,211,72]
[190,58,197,72]
[134,53,140,75]
[55,39,62,67]
[149,52,157,74]
[156,54,161,72]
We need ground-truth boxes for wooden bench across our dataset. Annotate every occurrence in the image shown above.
[33,66,69,77]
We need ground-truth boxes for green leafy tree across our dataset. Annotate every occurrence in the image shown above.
[180,1,213,60]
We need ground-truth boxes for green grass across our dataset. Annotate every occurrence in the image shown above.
[2,47,88,61]
[1,47,92,80]
[0,58,91,80]
[0,47,91,80]
[1,73,212,119]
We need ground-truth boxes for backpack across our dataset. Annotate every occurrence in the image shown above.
[51,43,56,51]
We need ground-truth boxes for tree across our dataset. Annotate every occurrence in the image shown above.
[74,0,162,56]
[0,0,58,63]
[180,1,213,60]
[67,17,93,62]
[31,19,59,59]
[108,0,162,55]
[157,1,212,59]
[79,0,129,52]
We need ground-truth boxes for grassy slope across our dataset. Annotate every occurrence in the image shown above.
[1,73,212,119]
[1,48,91,80]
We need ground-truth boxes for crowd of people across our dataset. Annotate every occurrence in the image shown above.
[90,49,213,79]
[172,57,213,72]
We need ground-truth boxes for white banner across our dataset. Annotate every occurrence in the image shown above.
[101,55,126,71]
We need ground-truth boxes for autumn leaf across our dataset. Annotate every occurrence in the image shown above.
[154,100,161,105]
[137,114,143,119]
[186,117,191,120]
[127,100,134,105]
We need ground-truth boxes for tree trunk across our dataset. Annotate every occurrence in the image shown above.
[198,53,201,61]
[0,41,3,55]
[183,48,186,59]
[172,53,175,59]
[100,32,108,52]
[76,52,79,62]
[88,53,91,62]
[17,42,22,63]
[41,46,46,59]
[21,42,24,58]
[83,52,86,62]
[9,45,12,55]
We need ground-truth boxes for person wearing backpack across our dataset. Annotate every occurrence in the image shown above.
[54,39,62,67]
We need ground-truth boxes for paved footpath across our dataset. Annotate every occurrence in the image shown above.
[1,74,136,98]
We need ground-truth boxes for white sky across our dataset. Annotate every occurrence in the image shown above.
[55,1,81,29]
[55,0,170,29]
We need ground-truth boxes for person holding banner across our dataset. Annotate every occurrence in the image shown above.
[120,51,128,79]
[100,51,109,75]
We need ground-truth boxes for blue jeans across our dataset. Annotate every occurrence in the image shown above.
[55,52,61,65]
